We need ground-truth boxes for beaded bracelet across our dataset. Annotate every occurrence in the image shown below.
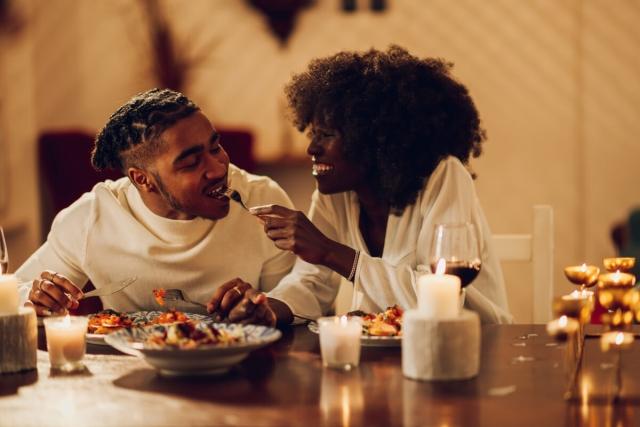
[347,250,360,282]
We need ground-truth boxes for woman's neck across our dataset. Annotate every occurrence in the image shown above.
[356,187,389,221]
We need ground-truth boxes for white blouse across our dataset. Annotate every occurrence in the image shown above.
[269,156,513,324]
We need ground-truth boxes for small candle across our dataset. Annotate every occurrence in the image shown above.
[564,264,599,287]
[318,316,362,370]
[43,315,88,371]
[546,315,579,341]
[0,274,19,316]
[603,257,636,273]
[600,331,634,352]
[599,272,636,288]
[553,292,594,323]
[417,259,461,319]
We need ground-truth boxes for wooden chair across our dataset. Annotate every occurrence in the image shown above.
[492,205,554,324]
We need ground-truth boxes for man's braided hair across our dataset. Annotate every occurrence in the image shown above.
[91,88,198,172]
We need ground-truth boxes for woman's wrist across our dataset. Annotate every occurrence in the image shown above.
[321,240,359,280]
[268,297,294,327]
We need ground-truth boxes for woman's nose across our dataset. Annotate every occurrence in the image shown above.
[307,137,322,157]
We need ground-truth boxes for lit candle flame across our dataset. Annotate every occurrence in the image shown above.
[435,258,446,275]
[613,271,621,283]
[580,263,587,272]
[615,332,624,346]
[559,315,568,328]
[61,313,71,327]
[339,315,349,326]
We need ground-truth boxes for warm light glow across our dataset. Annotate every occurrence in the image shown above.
[61,314,71,327]
[615,332,624,346]
[340,385,350,427]
[559,315,568,327]
[435,258,446,275]
[580,374,591,419]
[613,271,621,281]
[339,315,348,326]
[580,263,587,271]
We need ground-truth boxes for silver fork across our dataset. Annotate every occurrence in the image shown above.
[162,288,207,309]
[222,188,250,211]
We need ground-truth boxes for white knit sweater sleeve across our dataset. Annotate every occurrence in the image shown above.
[15,193,93,305]
[267,191,342,319]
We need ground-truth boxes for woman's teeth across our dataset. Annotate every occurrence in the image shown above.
[312,163,334,176]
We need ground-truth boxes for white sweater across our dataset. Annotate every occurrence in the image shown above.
[269,157,513,324]
[17,165,296,313]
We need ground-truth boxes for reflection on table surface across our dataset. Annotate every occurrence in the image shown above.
[1,324,639,427]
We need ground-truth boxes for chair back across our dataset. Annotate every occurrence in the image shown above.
[492,205,554,323]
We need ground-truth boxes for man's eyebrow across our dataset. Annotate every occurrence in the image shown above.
[173,132,220,165]
[173,145,204,165]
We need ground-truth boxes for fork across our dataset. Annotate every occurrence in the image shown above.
[222,188,250,211]
[82,276,138,299]
[162,288,207,309]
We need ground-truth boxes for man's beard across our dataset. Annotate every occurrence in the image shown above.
[153,172,185,213]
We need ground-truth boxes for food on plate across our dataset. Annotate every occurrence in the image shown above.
[348,305,403,337]
[145,321,244,349]
[88,309,192,335]
[87,309,134,334]
[153,288,166,306]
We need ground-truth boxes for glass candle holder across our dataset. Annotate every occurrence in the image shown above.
[43,315,88,372]
[318,316,362,370]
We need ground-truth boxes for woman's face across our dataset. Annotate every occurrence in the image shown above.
[306,119,364,195]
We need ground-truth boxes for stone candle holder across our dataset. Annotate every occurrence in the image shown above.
[402,309,480,381]
[0,306,38,373]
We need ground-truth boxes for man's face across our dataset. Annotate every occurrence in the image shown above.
[147,111,231,220]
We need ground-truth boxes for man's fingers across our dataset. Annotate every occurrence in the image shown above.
[40,280,75,310]
[31,287,64,313]
[207,278,243,313]
[40,271,83,299]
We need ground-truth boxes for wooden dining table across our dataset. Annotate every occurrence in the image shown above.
[1,323,639,427]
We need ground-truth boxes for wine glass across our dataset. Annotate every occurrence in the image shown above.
[429,222,482,288]
[0,226,8,274]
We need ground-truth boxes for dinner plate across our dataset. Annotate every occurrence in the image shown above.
[307,321,402,347]
[105,322,282,376]
[86,310,208,346]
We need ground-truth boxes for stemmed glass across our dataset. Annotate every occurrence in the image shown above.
[0,226,8,274]
[429,222,482,288]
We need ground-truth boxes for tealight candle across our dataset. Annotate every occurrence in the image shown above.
[553,292,593,323]
[318,316,362,370]
[603,257,636,273]
[598,272,636,288]
[546,315,579,341]
[43,315,88,372]
[417,260,461,319]
[600,331,634,352]
[0,274,19,315]
[564,264,599,289]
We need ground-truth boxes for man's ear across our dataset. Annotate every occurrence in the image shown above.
[128,167,157,194]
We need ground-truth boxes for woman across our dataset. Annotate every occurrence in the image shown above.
[208,46,512,325]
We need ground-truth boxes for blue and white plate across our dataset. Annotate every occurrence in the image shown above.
[86,310,207,346]
[308,321,401,348]
[104,322,281,376]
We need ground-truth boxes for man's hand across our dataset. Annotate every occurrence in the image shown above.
[206,278,280,327]
[26,270,83,316]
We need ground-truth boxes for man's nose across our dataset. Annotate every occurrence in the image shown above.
[204,153,228,180]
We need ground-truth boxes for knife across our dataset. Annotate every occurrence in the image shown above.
[82,276,138,299]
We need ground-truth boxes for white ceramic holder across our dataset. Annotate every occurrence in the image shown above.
[0,306,38,373]
[402,308,480,381]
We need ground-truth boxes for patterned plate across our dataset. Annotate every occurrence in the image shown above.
[307,321,401,348]
[105,322,282,376]
[86,310,207,346]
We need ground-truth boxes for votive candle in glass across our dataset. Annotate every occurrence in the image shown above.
[318,315,362,370]
[417,271,461,319]
[43,315,88,372]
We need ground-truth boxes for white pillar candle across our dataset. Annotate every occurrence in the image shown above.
[318,316,362,370]
[43,315,88,371]
[417,272,461,319]
[0,274,19,316]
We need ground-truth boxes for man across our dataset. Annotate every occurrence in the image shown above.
[17,88,295,323]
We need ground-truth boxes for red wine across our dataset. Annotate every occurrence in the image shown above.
[430,260,481,288]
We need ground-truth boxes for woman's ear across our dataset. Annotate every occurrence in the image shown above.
[128,167,157,193]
